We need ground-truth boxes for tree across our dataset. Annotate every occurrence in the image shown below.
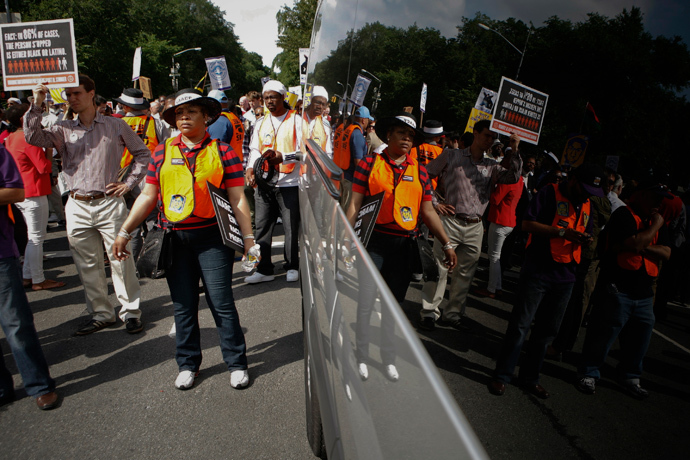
[274,0,318,86]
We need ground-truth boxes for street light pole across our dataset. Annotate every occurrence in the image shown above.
[478,23,532,80]
[170,47,202,92]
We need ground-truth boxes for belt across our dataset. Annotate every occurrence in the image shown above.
[70,191,106,201]
[453,215,482,224]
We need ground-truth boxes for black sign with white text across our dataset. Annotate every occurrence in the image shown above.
[207,182,244,254]
[354,192,384,247]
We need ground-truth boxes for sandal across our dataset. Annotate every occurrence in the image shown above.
[32,279,66,291]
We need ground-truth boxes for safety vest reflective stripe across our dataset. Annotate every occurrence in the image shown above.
[368,152,422,231]
[121,115,158,169]
[220,112,245,163]
[257,110,298,174]
[159,138,224,223]
[333,124,361,170]
[616,207,660,276]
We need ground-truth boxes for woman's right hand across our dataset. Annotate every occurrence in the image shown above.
[112,236,130,261]
[245,168,256,187]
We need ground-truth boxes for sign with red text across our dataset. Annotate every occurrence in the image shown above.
[0,18,79,90]
[490,77,548,145]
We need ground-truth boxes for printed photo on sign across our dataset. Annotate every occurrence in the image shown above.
[490,77,549,145]
[0,18,79,90]
[475,88,497,114]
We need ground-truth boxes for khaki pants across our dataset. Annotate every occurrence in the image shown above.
[65,195,141,323]
[421,216,483,321]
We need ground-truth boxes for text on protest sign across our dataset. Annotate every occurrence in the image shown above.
[0,18,79,90]
[207,182,244,254]
[205,56,232,91]
[354,192,384,247]
[490,77,549,145]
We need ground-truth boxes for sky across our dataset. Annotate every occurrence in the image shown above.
[212,0,690,70]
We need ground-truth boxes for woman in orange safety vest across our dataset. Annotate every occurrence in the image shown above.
[112,88,255,391]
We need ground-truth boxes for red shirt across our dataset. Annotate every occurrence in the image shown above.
[5,130,52,197]
[488,177,523,227]
[146,133,244,230]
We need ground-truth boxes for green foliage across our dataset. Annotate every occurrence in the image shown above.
[15,0,269,100]
[274,0,318,86]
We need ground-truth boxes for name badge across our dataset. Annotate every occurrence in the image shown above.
[557,219,569,228]
[171,158,185,165]
[401,175,413,182]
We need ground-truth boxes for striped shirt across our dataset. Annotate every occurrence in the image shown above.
[146,133,244,230]
[23,104,150,194]
[426,147,522,218]
[352,149,433,237]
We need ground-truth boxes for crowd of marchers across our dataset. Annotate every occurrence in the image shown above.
[0,74,687,412]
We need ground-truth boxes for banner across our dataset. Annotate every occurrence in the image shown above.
[131,47,141,82]
[207,182,244,254]
[0,18,79,90]
[299,47,309,84]
[420,83,428,113]
[561,134,589,167]
[490,77,549,145]
[354,192,384,247]
[205,56,232,91]
[350,74,371,107]
[139,76,152,100]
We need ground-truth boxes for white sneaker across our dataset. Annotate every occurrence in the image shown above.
[175,370,198,390]
[230,370,249,388]
[47,213,59,223]
[244,272,275,284]
[286,269,299,282]
[358,363,369,381]
[385,364,399,382]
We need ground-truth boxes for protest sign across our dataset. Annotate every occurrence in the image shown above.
[420,83,428,113]
[353,192,384,247]
[0,18,79,90]
[299,48,309,84]
[490,77,548,145]
[464,87,496,132]
[561,134,589,167]
[605,155,620,172]
[350,74,371,107]
[303,83,313,107]
[261,76,271,87]
[205,56,231,91]
[207,182,244,254]
[139,76,152,100]
[132,47,141,82]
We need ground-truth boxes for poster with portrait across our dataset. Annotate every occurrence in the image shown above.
[0,18,79,90]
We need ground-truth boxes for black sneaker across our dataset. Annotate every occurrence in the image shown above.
[125,318,144,334]
[576,377,596,395]
[418,317,436,331]
[447,318,472,331]
[75,319,116,336]
[621,381,649,399]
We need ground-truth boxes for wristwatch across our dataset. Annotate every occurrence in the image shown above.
[558,228,566,238]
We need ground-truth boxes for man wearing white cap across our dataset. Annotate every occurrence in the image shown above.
[302,85,332,157]
[245,80,303,284]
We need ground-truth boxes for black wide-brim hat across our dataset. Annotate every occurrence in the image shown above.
[113,88,150,111]
[162,88,222,127]
[417,119,449,138]
[375,112,424,144]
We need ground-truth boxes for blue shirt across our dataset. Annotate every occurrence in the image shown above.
[207,114,234,145]
[0,146,24,259]
[345,125,367,181]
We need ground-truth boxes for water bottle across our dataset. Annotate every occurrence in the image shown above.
[241,244,261,272]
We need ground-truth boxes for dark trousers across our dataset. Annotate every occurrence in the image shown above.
[254,185,300,275]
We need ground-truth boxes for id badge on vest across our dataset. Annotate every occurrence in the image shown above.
[262,132,274,149]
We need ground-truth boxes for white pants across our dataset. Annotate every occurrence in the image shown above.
[65,195,141,322]
[487,222,514,293]
[15,195,49,283]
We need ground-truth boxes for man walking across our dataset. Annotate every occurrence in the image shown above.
[25,76,150,335]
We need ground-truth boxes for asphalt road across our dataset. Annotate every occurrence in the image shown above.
[2,225,689,459]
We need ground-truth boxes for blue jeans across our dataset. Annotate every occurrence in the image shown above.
[494,276,574,385]
[254,185,300,275]
[166,226,247,372]
[0,257,55,398]
[579,290,655,381]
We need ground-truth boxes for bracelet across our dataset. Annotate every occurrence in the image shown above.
[118,229,133,241]
[243,234,255,240]
[442,241,454,251]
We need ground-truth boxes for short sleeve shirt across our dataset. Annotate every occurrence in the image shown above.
[0,146,24,259]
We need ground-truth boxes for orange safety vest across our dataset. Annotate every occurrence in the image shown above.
[219,111,245,163]
[616,206,660,277]
[332,123,345,164]
[368,151,423,231]
[257,109,298,174]
[158,138,224,223]
[121,115,157,168]
[411,143,443,189]
[527,183,590,264]
[333,124,362,171]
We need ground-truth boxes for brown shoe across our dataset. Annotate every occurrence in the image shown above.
[36,392,58,410]
[488,380,506,396]
[523,383,550,399]
[473,287,496,299]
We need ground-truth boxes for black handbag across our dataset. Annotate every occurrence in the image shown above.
[136,226,173,279]
[416,237,439,283]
